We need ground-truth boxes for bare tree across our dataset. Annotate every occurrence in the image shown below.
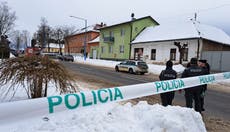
[22,30,30,47]
[50,27,63,54]
[0,56,78,99]
[50,25,76,55]
[174,42,188,64]
[0,2,17,36]
[62,25,76,55]
[35,17,51,49]
[11,30,29,55]
[12,30,22,51]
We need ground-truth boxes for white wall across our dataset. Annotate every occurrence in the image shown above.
[131,39,200,64]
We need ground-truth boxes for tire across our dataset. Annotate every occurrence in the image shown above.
[140,72,144,75]
[115,66,119,72]
[129,68,134,74]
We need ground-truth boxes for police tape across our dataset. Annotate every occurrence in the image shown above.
[0,72,229,124]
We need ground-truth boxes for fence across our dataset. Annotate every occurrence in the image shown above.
[201,51,230,72]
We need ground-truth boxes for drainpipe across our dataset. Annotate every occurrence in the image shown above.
[197,38,200,59]
[129,22,133,60]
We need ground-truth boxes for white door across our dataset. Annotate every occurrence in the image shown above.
[93,50,97,59]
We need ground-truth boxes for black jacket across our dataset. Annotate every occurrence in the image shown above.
[159,67,177,81]
[182,65,207,91]
[182,65,207,78]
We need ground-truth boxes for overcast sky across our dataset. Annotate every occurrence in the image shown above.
[4,0,230,36]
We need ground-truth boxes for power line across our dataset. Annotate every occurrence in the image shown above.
[158,3,230,21]
[197,3,230,13]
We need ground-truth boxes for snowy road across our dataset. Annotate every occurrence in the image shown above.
[62,61,230,120]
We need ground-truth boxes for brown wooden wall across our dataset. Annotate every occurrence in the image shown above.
[202,39,230,51]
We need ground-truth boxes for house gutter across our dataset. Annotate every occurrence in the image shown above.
[129,22,133,59]
[197,38,201,59]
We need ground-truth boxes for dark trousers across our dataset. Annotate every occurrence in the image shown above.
[185,88,202,112]
[201,85,207,110]
[201,96,204,109]
[160,91,175,106]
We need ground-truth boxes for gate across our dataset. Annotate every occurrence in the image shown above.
[93,49,97,59]
[201,51,230,71]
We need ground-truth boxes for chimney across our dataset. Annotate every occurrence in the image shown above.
[93,22,107,30]
[131,13,136,21]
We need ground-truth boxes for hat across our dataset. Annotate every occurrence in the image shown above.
[198,59,207,63]
[166,60,173,68]
[190,58,198,65]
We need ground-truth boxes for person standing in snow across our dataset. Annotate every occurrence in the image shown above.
[182,58,207,113]
[159,60,177,106]
[198,59,210,111]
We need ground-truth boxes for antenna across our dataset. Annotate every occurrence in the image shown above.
[194,12,197,21]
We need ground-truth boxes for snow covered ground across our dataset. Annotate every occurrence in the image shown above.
[0,102,206,132]
[0,57,208,132]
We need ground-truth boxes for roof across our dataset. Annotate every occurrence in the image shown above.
[99,16,159,30]
[65,24,100,38]
[132,21,230,45]
[44,43,64,48]
[88,36,99,44]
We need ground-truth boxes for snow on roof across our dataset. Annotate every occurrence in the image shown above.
[195,23,230,45]
[74,24,100,35]
[44,43,64,48]
[100,16,159,30]
[132,21,230,45]
[88,36,99,44]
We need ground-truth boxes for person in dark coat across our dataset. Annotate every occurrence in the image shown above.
[159,60,177,106]
[198,59,210,111]
[181,58,207,113]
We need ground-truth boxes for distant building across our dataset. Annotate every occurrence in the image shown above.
[131,21,230,64]
[88,36,99,59]
[98,15,159,60]
[43,43,64,53]
[64,24,103,56]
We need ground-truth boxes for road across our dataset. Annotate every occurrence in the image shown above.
[62,62,230,120]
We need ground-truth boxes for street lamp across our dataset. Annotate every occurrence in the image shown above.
[70,15,87,60]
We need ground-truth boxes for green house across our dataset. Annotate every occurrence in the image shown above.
[98,16,159,61]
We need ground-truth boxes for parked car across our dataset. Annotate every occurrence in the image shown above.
[60,55,74,62]
[115,60,148,75]
[41,53,59,60]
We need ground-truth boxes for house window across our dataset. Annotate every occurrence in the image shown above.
[110,31,114,37]
[109,45,113,53]
[134,48,143,60]
[120,28,125,36]
[151,49,156,60]
[183,48,188,61]
[170,48,176,60]
[101,46,105,53]
[120,45,124,53]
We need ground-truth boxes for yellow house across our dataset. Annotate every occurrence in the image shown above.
[43,43,64,53]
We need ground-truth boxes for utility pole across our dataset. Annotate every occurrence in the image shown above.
[70,15,87,60]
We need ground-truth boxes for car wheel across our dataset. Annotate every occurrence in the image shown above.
[115,66,119,72]
[129,68,134,74]
[140,72,144,75]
